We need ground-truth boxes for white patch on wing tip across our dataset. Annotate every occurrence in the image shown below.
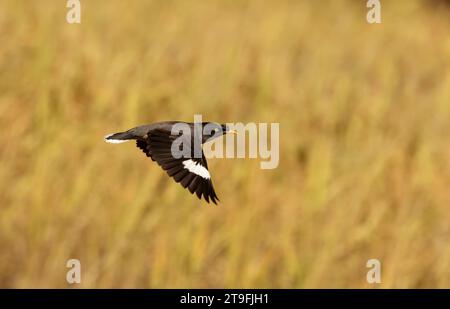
[104,133,129,144]
[182,159,210,179]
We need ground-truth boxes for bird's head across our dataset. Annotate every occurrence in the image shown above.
[202,122,236,142]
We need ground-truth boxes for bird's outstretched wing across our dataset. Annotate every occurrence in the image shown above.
[136,129,219,204]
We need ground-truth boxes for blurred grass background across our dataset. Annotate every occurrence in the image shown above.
[1,0,450,288]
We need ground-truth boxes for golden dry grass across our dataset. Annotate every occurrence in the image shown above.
[1,0,450,288]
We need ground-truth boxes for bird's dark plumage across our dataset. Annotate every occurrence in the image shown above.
[105,121,231,204]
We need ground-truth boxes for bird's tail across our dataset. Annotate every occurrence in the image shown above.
[104,131,136,144]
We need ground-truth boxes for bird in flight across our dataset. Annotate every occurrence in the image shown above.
[105,121,235,204]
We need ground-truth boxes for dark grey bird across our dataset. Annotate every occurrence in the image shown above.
[105,121,235,204]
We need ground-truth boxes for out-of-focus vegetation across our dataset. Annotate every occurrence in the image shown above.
[0,0,450,288]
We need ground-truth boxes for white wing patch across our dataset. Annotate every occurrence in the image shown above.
[104,133,130,144]
[182,159,210,179]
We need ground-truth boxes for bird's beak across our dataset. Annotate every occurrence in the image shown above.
[228,130,237,134]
